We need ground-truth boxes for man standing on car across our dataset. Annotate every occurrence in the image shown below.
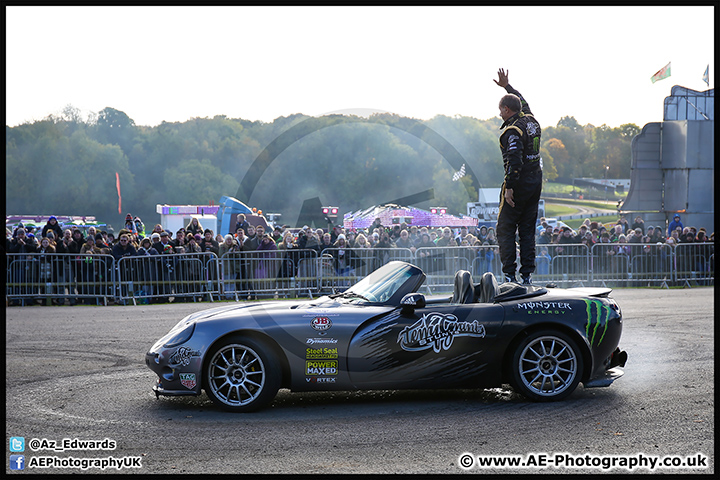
[494,68,542,284]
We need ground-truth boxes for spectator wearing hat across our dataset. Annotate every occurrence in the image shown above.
[123,214,138,236]
[8,227,37,254]
[94,233,111,251]
[42,216,63,239]
[667,215,683,238]
[200,229,219,255]
[134,217,145,239]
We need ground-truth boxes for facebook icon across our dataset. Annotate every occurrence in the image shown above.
[10,454,25,470]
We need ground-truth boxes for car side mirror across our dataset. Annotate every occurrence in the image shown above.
[400,293,425,314]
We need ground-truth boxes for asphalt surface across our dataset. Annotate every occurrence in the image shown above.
[5,287,714,474]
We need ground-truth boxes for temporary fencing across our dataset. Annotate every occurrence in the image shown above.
[5,243,714,306]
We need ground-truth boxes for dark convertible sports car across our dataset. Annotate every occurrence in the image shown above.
[146,261,627,412]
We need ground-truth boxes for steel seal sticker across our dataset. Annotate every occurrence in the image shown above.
[306,347,338,360]
[585,299,611,346]
[179,373,196,389]
[397,312,486,353]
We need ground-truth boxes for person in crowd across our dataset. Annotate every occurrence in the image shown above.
[485,227,498,246]
[134,217,145,239]
[218,234,241,297]
[354,233,371,249]
[235,214,251,236]
[36,235,60,303]
[343,230,356,248]
[609,224,624,243]
[200,229,220,255]
[123,214,138,237]
[631,216,645,234]
[67,228,85,254]
[332,233,360,280]
[254,233,278,287]
[555,226,580,275]
[8,227,37,254]
[7,228,39,305]
[535,245,551,276]
[137,236,159,256]
[536,225,553,245]
[435,227,455,247]
[172,229,187,253]
[369,217,383,233]
[476,225,489,244]
[186,217,204,236]
[112,233,137,260]
[255,225,266,241]
[373,230,395,270]
[573,225,589,243]
[319,232,334,255]
[146,223,163,239]
[78,235,107,304]
[454,226,470,246]
[616,216,630,234]
[667,214,683,238]
[134,236,159,302]
[183,234,204,301]
[395,229,415,253]
[151,232,176,302]
[41,216,63,239]
[244,225,259,251]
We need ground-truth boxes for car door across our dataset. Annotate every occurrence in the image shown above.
[347,303,506,389]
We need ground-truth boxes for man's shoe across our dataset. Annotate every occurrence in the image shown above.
[521,275,532,285]
[504,274,517,284]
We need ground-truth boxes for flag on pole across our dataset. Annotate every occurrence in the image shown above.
[702,64,709,87]
[452,164,466,181]
[650,62,671,83]
[116,172,122,214]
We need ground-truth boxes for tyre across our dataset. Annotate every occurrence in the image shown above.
[510,330,583,401]
[204,336,281,412]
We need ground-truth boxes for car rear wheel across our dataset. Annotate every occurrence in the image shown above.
[204,336,280,412]
[510,330,583,401]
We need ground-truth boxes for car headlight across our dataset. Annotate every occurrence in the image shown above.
[162,322,196,347]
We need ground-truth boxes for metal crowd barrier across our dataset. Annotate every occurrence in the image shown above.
[5,243,714,306]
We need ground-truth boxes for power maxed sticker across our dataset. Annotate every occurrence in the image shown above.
[306,360,338,376]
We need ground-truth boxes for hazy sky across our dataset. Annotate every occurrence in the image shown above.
[6,6,715,129]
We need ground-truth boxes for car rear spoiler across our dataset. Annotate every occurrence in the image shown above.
[567,287,613,297]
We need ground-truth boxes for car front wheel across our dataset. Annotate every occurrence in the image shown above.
[510,330,583,401]
[204,336,280,412]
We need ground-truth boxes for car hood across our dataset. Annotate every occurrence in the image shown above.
[190,296,393,329]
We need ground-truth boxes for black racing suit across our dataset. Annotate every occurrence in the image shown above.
[496,84,542,279]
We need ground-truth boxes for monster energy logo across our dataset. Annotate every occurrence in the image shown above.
[584,299,611,346]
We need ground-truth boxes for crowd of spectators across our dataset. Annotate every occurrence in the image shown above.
[6,212,714,305]
[533,214,714,250]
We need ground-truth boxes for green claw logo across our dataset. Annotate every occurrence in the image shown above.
[584,299,611,346]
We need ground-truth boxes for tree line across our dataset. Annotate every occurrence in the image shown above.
[5,106,640,230]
